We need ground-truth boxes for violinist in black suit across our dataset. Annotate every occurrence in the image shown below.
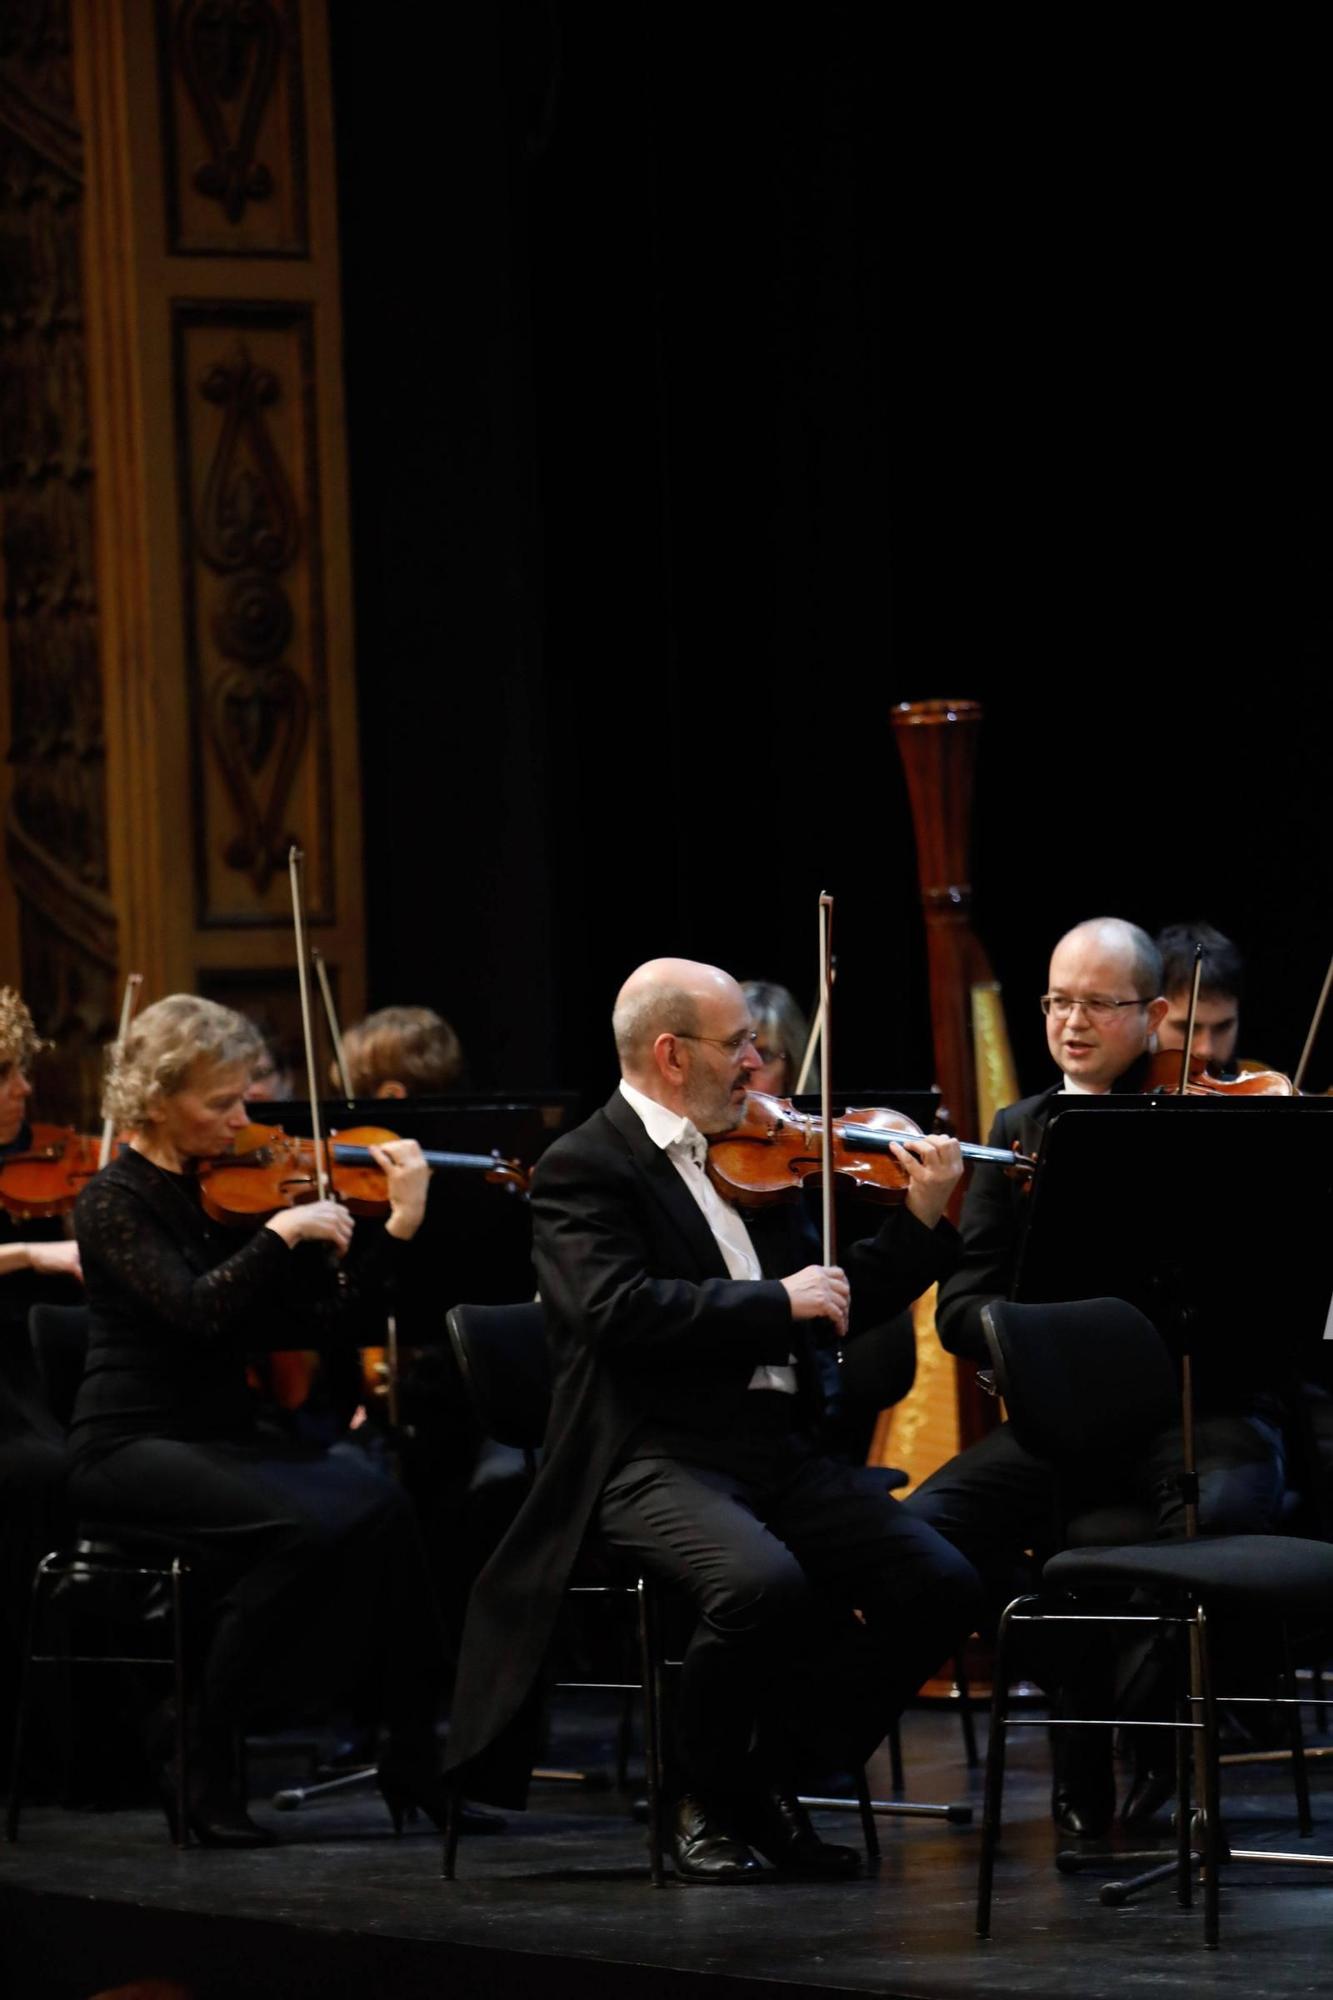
[904,917,1288,1835]
[445,957,981,1881]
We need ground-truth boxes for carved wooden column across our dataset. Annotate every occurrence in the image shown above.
[0,0,365,1115]
[0,2,114,1121]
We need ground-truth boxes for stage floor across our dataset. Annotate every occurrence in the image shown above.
[2,1706,1332,1999]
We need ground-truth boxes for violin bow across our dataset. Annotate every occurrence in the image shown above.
[1177,944,1205,1095]
[99,972,143,1169]
[1293,945,1333,1094]
[312,947,355,1105]
[817,892,836,1269]
[794,955,836,1097]
[288,847,331,1202]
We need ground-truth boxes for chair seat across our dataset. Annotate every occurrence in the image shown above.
[1044,1534,1333,1612]
[74,1524,192,1564]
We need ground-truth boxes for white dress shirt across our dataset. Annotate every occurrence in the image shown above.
[618,1078,797,1394]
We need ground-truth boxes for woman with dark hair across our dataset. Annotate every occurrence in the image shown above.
[68,995,449,1846]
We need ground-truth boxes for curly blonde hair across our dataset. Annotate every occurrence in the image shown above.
[102,995,262,1130]
[0,987,48,1072]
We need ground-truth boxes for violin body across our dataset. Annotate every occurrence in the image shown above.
[707,1093,924,1209]
[1141,1051,1295,1098]
[198,1123,527,1225]
[707,1092,1035,1210]
[0,1124,103,1219]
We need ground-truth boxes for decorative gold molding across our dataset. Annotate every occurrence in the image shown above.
[158,0,309,257]
[173,302,333,927]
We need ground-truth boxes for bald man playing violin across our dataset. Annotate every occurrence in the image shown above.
[445,957,981,1882]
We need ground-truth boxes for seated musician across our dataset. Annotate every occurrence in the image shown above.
[904,917,1288,1835]
[0,988,82,1790]
[66,995,451,1846]
[444,957,981,1881]
[0,987,84,1297]
[338,1004,464,1099]
[1154,921,1244,1076]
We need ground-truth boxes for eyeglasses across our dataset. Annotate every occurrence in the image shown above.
[675,1030,760,1057]
[1040,994,1150,1021]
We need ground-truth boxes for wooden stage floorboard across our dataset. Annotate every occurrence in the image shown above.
[2,1708,1332,1999]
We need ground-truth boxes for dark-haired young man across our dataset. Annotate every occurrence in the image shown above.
[1155,921,1244,1074]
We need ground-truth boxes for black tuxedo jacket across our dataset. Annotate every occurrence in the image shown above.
[934,1085,1061,1365]
[444,1088,960,1806]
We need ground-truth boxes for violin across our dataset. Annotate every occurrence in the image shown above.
[0,1125,104,1219]
[706,1090,1034,1210]
[197,1122,527,1225]
[1140,1050,1295,1098]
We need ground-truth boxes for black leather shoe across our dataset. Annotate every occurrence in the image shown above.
[739,1789,862,1878]
[157,1775,276,1848]
[378,1767,506,1838]
[185,1803,277,1849]
[1119,1761,1176,1829]
[672,1793,765,1882]
[1050,1730,1115,1839]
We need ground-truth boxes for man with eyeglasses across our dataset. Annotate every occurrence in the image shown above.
[904,918,1287,1837]
[446,956,981,1881]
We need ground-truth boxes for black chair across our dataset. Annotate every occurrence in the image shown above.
[442,1301,672,1884]
[441,1302,965,1882]
[7,1306,193,1847]
[974,1296,1333,1949]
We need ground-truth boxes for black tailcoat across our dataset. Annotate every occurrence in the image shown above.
[445,1089,960,1807]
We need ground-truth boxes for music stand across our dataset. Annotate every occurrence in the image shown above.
[1012,1093,1333,1906]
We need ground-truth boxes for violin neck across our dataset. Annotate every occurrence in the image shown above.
[834,1126,1017,1170]
[329,1142,499,1174]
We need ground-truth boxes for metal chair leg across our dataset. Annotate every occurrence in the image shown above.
[636,1578,666,1887]
[442,1785,462,1879]
[1282,1624,1313,1837]
[954,1654,979,1769]
[1197,1604,1222,1950]
[1174,1624,1192,1909]
[887,1713,906,1793]
[977,1595,1026,1938]
[171,1558,190,1849]
[6,1555,53,1843]
[853,1762,880,1860]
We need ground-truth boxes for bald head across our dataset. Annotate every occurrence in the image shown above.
[1050,918,1163,1001]
[613,958,742,1077]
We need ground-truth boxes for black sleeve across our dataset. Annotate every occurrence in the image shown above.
[933,1110,1023,1363]
[530,1139,794,1375]
[75,1173,404,1353]
[842,1202,963,1340]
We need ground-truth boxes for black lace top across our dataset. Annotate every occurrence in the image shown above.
[69,1147,402,1464]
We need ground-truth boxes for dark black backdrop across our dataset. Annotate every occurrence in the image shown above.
[330,6,1332,1113]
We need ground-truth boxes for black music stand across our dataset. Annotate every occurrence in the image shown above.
[1011,1092,1333,1909]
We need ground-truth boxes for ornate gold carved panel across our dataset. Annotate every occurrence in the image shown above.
[173,302,333,927]
[0,0,118,1122]
[157,0,309,258]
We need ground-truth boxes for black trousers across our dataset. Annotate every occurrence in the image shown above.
[596,1416,981,1798]
[69,1434,446,1743]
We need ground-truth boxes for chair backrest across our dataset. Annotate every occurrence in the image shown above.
[28,1303,91,1433]
[446,1301,551,1452]
[981,1296,1179,1466]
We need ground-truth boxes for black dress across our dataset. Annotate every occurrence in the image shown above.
[68,1148,445,1739]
